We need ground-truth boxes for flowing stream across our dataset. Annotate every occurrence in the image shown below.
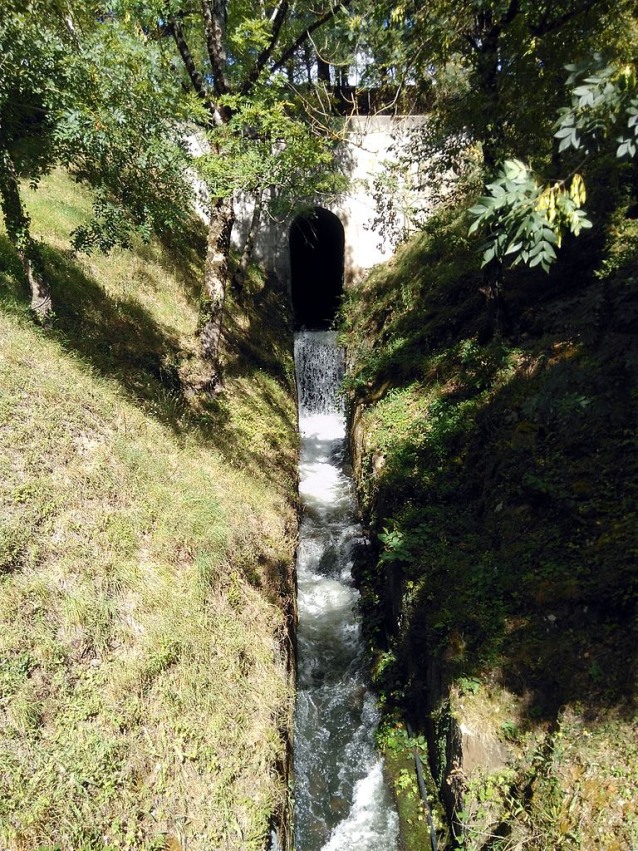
[293,330,399,851]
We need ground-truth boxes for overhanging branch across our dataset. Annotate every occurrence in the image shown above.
[529,0,601,36]
[169,16,222,124]
[270,0,352,77]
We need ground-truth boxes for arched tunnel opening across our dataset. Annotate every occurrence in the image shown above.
[290,208,345,329]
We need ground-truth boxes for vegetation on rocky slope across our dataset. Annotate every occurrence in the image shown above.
[0,172,298,850]
[342,156,638,849]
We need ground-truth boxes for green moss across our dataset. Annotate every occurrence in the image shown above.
[376,718,450,851]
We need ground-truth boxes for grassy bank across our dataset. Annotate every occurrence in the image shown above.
[0,172,298,850]
[342,161,638,849]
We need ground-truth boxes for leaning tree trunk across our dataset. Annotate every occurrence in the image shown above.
[0,146,52,323]
[199,195,235,370]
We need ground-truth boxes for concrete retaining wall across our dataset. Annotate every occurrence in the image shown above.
[232,115,429,290]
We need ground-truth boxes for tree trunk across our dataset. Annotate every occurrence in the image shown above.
[233,190,262,292]
[303,42,313,83]
[476,28,502,169]
[199,195,235,367]
[0,146,52,323]
[317,56,331,85]
[472,1,521,169]
[484,262,511,335]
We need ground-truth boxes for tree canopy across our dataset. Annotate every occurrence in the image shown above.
[0,0,193,319]
[342,1,638,282]
[2,0,637,337]
[114,0,365,371]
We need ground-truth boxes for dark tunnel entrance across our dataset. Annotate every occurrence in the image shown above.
[290,208,345,329]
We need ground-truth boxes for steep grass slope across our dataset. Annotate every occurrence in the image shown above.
[0,172,298,850]
[342,161,638,849]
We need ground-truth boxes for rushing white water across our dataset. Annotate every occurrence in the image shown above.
[293,331,399,851]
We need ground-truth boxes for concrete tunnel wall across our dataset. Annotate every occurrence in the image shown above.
[231,115,430,297]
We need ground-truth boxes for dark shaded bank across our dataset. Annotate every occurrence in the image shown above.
[342,158,638,849]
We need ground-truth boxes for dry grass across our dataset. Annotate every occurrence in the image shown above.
[0,172,298,850]
[452,691,638,851]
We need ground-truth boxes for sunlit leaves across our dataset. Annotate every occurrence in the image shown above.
[0,2,75,178]
[228,16,273,59]
[554,54,638,159]
[53,21,193,251]
[0,4,193,254]
[196,81,345,212]
[470,57,636,273]
[468,160,592,273]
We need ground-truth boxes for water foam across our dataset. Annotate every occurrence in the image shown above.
[293,331,399,851]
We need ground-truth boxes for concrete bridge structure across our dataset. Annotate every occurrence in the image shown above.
[231,115,428,327]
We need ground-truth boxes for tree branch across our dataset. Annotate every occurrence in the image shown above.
[464,32,479,51]
[169,17,208,100]
[501,0,520,27]
[241,0,290,94]
[270,0,352,77]
[201,0,229,96]
[529,0,600,36]
[169,16,223,125]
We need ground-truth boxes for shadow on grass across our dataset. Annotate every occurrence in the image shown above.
[0,231,297,493]
[386,359,637,724]
[156,220,208,305]
[349,226,638,730]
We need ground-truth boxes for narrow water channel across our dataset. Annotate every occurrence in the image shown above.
[293,330,399,850]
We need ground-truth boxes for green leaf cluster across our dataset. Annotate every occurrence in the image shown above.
[469,160,592,273]
[470,56,636,272]
[1,3,193,255]
[555,54,638,159]
[197,81,346,210]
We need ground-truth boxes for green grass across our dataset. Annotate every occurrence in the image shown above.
[0,172,298,850]
[375,717,449,850]
[342,170,638,849]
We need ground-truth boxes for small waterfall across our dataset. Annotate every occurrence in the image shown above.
[293,330,399,851]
